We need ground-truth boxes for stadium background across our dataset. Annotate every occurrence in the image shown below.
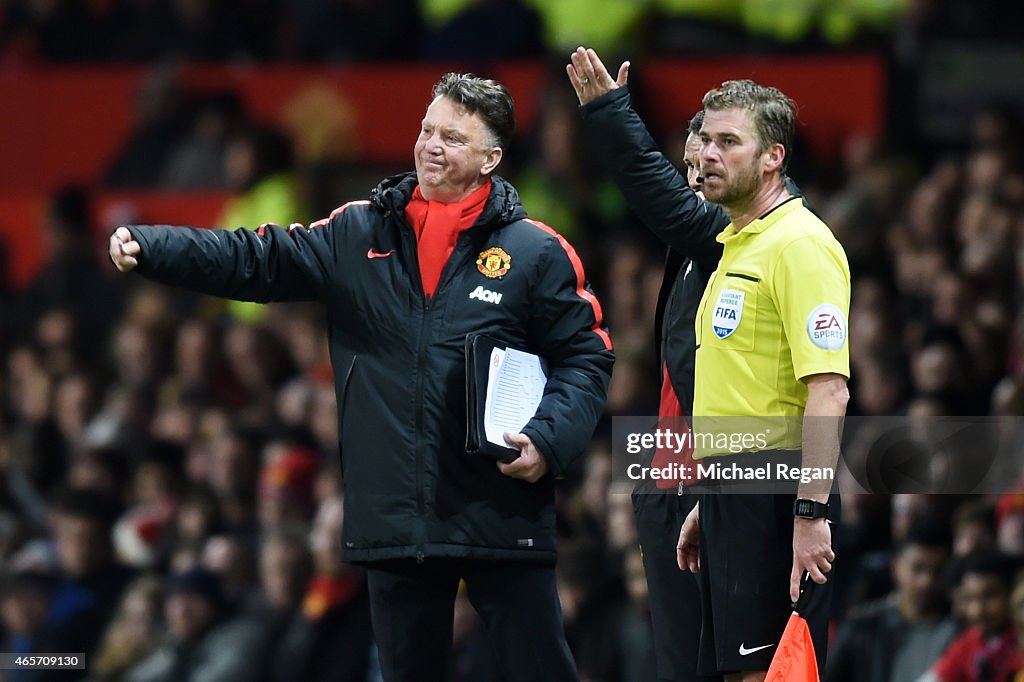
[1,0,1023,680]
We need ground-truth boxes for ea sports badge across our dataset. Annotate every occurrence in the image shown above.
[476,247,511,278]
[712,289,744,339]
[806,303,847,350]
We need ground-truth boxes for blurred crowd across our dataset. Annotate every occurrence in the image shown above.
[0,88,1023,681]
[2,0,1020,66]
[1,2,1024,682]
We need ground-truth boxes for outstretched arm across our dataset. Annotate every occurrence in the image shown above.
[568,47,727,274]
[109,221,335,303]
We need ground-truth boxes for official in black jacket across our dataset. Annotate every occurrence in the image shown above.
[570,49,724,682]
[569,46,807,682]
[110,73,614,682]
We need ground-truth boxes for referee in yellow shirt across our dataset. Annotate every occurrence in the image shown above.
[676,80,850,681]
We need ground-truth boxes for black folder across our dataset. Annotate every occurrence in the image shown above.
[465,333,548,463]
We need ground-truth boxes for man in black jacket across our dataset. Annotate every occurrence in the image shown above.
[568,46,807,682]
[568,47,724,682]
[109,73,614,682]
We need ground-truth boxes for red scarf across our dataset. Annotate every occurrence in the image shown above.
[404,180,491,298]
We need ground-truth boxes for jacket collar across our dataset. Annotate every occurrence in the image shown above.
[371,171,527,228]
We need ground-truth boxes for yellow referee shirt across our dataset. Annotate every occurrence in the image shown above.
[693,196,850,456]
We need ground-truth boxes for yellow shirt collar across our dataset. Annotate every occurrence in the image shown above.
[716,195,802,243]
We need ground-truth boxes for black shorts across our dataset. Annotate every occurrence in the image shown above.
[696,491,840,675]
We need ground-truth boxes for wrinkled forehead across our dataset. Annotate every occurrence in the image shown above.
[422,96,492,137]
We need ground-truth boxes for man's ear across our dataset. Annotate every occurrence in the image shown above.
[762,143,786,174]
[481,146,503,176]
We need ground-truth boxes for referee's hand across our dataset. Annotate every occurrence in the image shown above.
[791,517,834,602]
[677,503,700,572]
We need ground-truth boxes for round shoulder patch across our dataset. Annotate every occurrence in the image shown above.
[806,303,847,350]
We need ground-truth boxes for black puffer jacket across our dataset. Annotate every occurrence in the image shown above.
[130,173,614,565]
[581,86,725,415]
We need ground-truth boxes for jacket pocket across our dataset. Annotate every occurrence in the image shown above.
[337,355,358,473]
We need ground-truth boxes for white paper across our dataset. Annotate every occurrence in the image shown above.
[483,347,548,449]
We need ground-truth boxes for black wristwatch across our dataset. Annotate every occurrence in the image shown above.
[793,498,829,520]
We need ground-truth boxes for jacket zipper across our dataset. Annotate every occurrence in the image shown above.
[396,210,430,563]
[414,297,429,565]
[410,235,471,564]
[394,203,496,565]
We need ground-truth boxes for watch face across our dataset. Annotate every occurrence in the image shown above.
[795,499,823,517]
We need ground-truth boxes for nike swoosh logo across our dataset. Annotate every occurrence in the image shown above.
[367,248,394,259]
[738,642,775,656]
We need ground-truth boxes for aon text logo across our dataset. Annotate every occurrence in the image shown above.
[469,286,502,304]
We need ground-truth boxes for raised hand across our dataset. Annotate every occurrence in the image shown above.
[566,46,629,106]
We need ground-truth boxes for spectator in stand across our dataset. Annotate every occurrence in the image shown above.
[233,527,315,675]
[0,570,57,672]
[922,549,1023,682]
[44,487,135,659]
[13,186,122,347]
[172,485,222,555]
[995,491,1024,557]
[269,495,372,682]
[257,443,319,531]
[201,533,257,609]
[252,527,313,620]
[220,125,310,232]
[203,421,260,541]
[828,519,957,682]
[123,566,267,682]
[91,574,165,681]
[218,126,311,324]
[159,91,245,190]
[104,64,191,188]
[952,499,998,558]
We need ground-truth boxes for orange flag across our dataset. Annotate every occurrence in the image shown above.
[765,611,819,682]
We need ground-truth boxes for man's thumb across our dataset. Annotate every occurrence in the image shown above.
[503,431,528,448]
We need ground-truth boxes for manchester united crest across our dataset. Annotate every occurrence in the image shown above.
[476,247,511,278]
